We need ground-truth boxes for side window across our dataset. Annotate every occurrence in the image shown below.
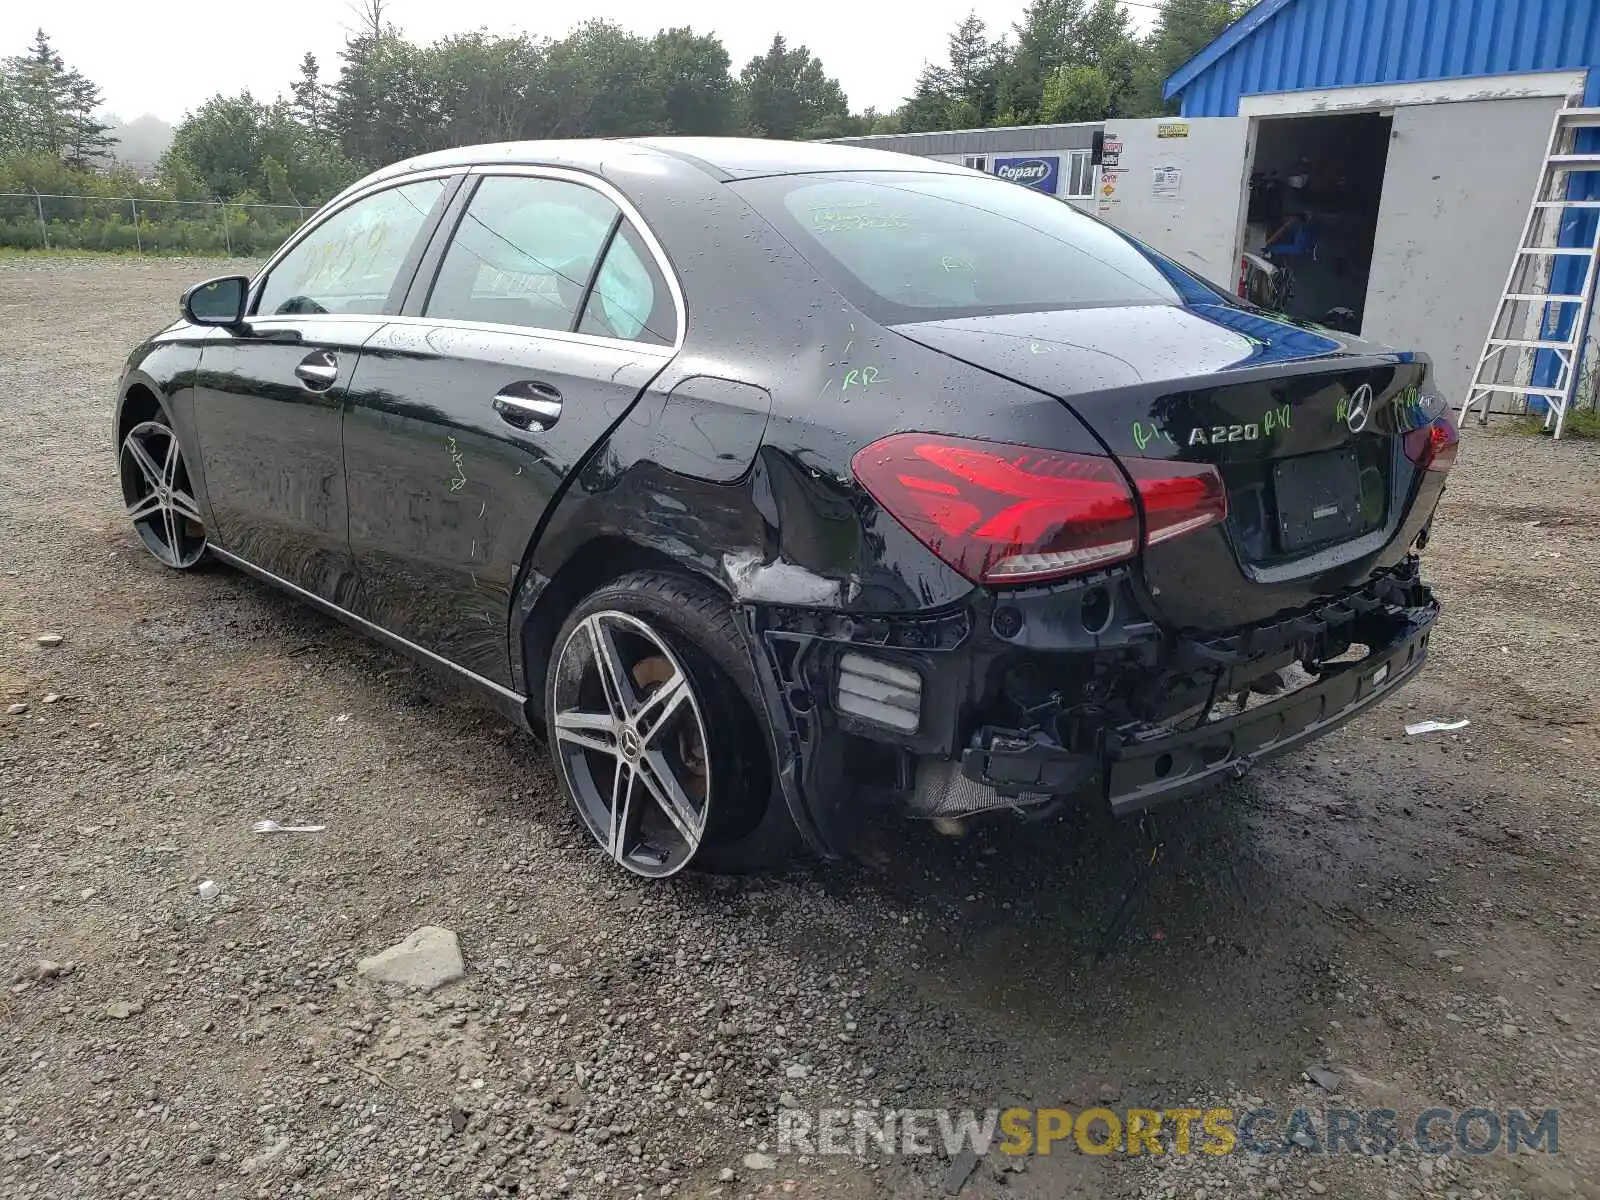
[426,176,619,332]
[255,179,446,317]
[1063,150,1096,199]
[577,220,677,346]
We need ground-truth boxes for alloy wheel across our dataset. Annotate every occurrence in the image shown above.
[120,420,205,569]
[551,611,710,878]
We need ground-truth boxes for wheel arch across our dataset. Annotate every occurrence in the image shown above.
[114,375,171,448]
[507,493,831,859]
[516,535,732,725]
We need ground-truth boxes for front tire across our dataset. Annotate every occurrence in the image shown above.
[544,570,802,878]
[119,418,206,570]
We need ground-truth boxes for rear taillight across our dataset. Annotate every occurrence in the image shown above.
[851,433,1227,585]
[1404,417,1458,473]
[1132,458,1230,545]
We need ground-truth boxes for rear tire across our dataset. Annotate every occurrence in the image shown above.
[544,570,803,877]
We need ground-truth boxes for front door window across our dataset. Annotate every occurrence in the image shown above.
[255,179,448,317]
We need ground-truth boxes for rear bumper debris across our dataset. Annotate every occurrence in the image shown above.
[1091,602,1430,815]
[741,560,1439,855]
[959,596,1436,815]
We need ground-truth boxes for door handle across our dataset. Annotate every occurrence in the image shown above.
[493,382,563,431]
[294,351,339,392]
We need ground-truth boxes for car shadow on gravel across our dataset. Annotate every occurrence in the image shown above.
[802,778,1359,1093]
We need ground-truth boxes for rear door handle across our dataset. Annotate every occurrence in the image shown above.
[294,350,339,392]
[493,382,563,431]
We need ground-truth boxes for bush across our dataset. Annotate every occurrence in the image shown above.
[0,153,310,255]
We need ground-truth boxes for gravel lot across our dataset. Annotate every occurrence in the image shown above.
[3,256,1600,1200]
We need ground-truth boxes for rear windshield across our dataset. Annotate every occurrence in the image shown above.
[732,171,1183,324]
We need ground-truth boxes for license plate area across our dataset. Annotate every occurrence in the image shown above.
[1274,449,1364,552]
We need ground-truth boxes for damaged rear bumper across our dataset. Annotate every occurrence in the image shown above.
[966,601,1435,817]
[739,560,1440,857]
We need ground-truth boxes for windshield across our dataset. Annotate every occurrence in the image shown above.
[733,171,1185,324]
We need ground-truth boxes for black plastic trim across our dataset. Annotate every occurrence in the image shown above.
[1105,602,1436,814]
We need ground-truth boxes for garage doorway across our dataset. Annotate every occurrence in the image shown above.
[1244,112,1392,333]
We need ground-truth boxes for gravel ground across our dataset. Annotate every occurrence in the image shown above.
[3,256,1600,1200]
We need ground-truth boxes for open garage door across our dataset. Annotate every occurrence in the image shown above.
[1097,117,1253,291]
[1362,96,1564,409]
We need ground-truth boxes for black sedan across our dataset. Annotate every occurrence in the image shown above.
[114,138,1455,878]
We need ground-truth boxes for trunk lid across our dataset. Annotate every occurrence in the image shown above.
[894,302,1436,630]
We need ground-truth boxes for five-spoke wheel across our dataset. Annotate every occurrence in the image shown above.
[550,610,711,877]
[544,571,802,878]
[119,419,205,569]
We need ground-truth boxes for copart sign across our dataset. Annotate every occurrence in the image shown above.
[993,156,1060,193]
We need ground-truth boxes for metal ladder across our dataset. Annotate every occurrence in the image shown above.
[1460,107,1600,439]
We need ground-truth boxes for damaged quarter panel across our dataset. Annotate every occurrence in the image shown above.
[653,376,773,484]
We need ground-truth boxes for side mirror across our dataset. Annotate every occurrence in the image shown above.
[182,275,249,327]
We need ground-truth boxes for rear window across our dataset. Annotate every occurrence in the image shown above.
[734,172,1182,324]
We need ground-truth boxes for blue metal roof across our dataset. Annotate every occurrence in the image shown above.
[1165,0,1600,116]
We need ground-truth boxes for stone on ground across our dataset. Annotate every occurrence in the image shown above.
[356,925,465,992]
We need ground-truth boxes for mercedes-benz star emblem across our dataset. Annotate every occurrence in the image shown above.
[1345,383,1373,433]
[619,725,643,762]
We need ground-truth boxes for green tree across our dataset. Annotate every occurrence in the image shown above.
[330,19,439,167]
[900,63,956,133]
[3,30,113,166]
[542,22,658,137]
[4,30,72,157]
[424,32,545,145]
[289,52,328,133]
[646,28,735,135]
[259,106,357,204]
[1076,0,1140,116]
[63,73,114,168]
[1134,0,1251,115]
[262,154,293,205]
[797,110,870,140]
[899,1,1138,131]
[737,35,849,140]
[158,151,209,201]
[867,109,904,135]
[0,71,20,154]
[163,93,267,200]
[1002,0,1089,121]
[902,13,1004,132]
[1040,64,1114,123]
[945,13,1001,127]
[164,92,354,204]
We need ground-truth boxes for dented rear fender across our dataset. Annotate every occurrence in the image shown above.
[519,361,1108,630]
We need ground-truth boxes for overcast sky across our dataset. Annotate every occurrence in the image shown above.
[2,0,1153,123]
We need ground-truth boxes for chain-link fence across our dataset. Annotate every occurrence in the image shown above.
[0,193,313,255]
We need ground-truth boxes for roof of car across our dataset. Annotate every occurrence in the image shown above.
[628,137,970,179]
[356,136,970,192]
